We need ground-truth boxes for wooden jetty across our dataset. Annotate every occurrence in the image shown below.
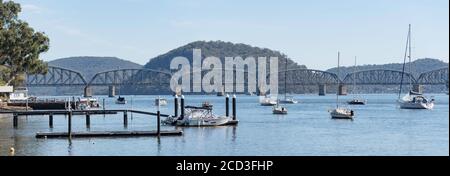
[0,109,178,139]
[36,130,183,138]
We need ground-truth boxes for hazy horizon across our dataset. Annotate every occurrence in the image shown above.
[13,0,449,70]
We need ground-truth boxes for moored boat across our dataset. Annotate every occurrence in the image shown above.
[162,102,231,126]
[115,96,127,104]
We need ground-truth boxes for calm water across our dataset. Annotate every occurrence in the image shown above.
[0,94,448,156]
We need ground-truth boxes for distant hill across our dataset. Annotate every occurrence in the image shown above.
[145,41,307,71]
[48,56,143,81]
[327,58,449,79]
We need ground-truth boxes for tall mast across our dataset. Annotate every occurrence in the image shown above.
[336,52,340,108]
[353,56,357,95]
[408,24,412,90]
[398,24,411,99]
[284,57,287,100]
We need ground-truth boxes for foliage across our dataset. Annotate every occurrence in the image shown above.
[0,0,49,86]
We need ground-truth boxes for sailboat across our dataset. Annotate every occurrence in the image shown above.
[273,99,288,114]
[279,58,298,104]
[397,24,434,110]
[330,52,355,119]
[347,56,367,105]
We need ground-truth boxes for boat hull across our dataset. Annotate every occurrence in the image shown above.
[279,100,298,104]
[330,109,354,119]
[176,117,231,126]
[347,100,366,105]
[399,101,434,110]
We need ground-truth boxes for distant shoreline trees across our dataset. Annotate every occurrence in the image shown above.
[0,0,49,87]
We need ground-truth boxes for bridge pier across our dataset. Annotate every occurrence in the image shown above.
[338,84,347,96]
[318,84,326,96]
[84,86,93,97]
[108,86,116,97]
[413,84,423,94]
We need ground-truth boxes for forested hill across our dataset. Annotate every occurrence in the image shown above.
[327,58,448,79]
[144,41,307,71]
[48,56,143,81]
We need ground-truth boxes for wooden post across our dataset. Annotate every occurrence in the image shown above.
[157,110,161,136]
[180,95,185,120]
[232,95,236,120]
[68,111,72,139]
[225,94,230,117]
[86,112,91,127]
[49,113,53,128]
[174,95,179,117]
[13,114,18,128]
[123,111,128,126]
[102,98,105,111]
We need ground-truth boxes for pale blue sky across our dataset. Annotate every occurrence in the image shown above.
[13,0,449,70]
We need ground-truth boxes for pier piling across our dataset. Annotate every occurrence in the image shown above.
[232,95,236,120]
[13,114,18,128]
[68,112,72,139]
[174,95,179,117]
[180,95,185,119]
[49,113,53,128]
[123,111,128,126]
[86,113,91,127]
[226,94,230,117]
[102,98,105,111]
[157,110,161,136]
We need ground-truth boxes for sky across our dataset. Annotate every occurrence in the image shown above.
[11,0,450,70]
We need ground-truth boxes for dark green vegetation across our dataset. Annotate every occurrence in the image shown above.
[145,41,307,71]
[0,0,49,86]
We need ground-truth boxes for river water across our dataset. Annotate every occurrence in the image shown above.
[0,94,448,156]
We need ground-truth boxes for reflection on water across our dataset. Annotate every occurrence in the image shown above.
[0,94,448,156]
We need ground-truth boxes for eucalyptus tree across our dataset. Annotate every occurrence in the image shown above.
[0,0,49,86]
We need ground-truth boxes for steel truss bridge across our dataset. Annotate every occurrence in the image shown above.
[26,66,448,94]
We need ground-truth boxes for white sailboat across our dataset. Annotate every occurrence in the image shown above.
[330,52,354,119]
[260,95,277,106]
[347,56,367,105]
[279,58,298,104]
[397,24,434,110]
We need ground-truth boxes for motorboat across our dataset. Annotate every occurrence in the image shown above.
[78,97,100,110]
[347,99,366,105]
[115,96,127,104]
[8,87,35,102]
[162,102,231,126]
[155,97,168,106]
